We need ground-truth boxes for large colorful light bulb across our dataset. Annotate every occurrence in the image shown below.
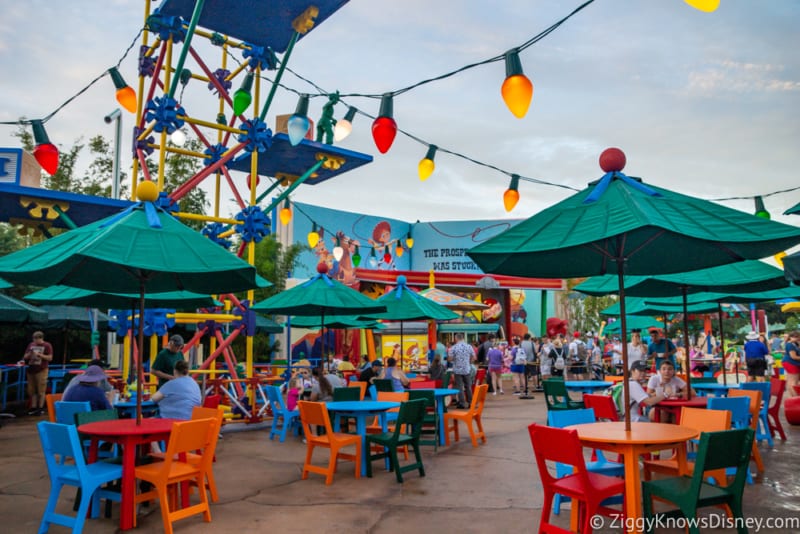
[31,120,59,175]
[372,93,397,153]
[352,245,362,267]
[405,233,414,249]
[418,145,437,181]
[501,50,533,118]
[307,223,320,248]
[333,237,344,262]
[383,245,392,264]
[232,72,254,116]
[503,174,521,212]
[334,106,357,142]
[279,200,292,225]
[108,67,137,113]
[684,0,720,12]
[754,196,770,219]
[287,94,311,146]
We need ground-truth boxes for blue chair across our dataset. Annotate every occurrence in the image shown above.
[707,396,754,484]
[37,422,122,534]
[264,385,300,443]
[739,382,773,447]
[54,401,91,426]
[547,408,625,515]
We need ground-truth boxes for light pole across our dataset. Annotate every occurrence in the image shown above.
[104,109,122,199]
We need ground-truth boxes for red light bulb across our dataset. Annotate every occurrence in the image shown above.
[31,120,59,175]
[372,93,397,153]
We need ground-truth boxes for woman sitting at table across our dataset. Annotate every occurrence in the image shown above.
[151,360,201,420]
[428,354,445,384]
[309,368,335,402]
[379,357,410,392]
[646,359,696,404]
[63,365,112,411]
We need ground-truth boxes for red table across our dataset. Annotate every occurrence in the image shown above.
[652,397,708,423]
[79,418,176,530]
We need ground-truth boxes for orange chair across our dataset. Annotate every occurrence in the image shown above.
[348,381,367,400]
[768,377,786,441]
[298,401,361,485]
[409,380,437,389]
[444,384,488,447]
[642,407,730,482]
[728,389,765,473]
[528,423,625,534]
[134,418,215,534]
[45,393,63,423]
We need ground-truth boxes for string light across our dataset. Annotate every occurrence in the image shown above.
[246,174,260,190]
[352,245,362,267]
[503,174,521,212]
[170,128,186,146]
[418,145,437,181]
[754,196,770,219]
[383,245,392,263]
[232,71,254,116]
[405,233,414,249]
[279,199,292,225]
[307,223,320,248]
[334,106,357,142]
[31,120,59,175]
[501,50,533,118]
[684,0,720,12]
[108,67,137,113]
[287,94,311,146]
[333,236,344,261]
[368,248,378,268]
[372,93,397,154]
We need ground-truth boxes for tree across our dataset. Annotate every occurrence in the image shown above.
[557,278,617,334]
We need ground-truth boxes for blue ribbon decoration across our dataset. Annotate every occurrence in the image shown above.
[583,171,662,204]
[242,43,277,71]
[203,143,227,166]
[202,222,232,249]
[302,272,335,288]
[100,201,163,229]
[207,69,231,96]
[394,275,408,300]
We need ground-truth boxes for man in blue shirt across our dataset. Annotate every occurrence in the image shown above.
[743,331,770,382]
[647,328,677,371]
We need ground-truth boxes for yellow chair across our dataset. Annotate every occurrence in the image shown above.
[643,406,730,482]
[444,384,488,447]
[728,389,765,473]
[134,418,214,534]
[45,393,62,423]
[298,401,361,485]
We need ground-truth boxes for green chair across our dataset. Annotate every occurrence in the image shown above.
[365,399,427,483]
[642,428,755,534]
[691,377,717,384]
[408,389,438,451]
[332,386,361,402]
[442,370,453,389]
[372,379,395,393]
[542,379,584,411]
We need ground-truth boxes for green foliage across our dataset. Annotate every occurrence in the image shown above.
[559,278,617,333]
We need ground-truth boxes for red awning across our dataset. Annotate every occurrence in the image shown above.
[354,268,563,290]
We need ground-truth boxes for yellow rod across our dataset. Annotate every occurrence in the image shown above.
[178,115,245,134]
[173,211,240,225]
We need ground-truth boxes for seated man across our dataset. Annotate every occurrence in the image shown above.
[151,360,201,420]
[615,360,668,422]
[63,365,112,411]
[358,359,383,384]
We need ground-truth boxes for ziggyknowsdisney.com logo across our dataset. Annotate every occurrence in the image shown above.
[590,513,800,532]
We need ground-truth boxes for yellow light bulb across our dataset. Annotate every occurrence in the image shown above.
[307,230,320,248]
[406,237,414,249]
[418,158,435,181]
[684,0,720,12]
[279,207,292,225]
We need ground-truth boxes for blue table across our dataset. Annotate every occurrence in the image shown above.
[564,380,613,394]
[692,382,740,397]
[414,388,459,446]
[326,400,400,476]
[0,365,26,409]
[114,400,159,418]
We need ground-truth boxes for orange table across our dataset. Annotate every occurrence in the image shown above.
[604,375,625,384]
[566,422,699,533]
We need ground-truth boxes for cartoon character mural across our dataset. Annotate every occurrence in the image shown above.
[368,220,395,269]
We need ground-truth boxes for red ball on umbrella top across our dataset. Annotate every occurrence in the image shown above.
[317,262,329,274]
[599,148,626,173]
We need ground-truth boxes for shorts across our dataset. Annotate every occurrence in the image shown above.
[26,369,48,397]
[488,366,503,374]
[782,358,800,375]
[510,364,526,374]
[746,358,766,377]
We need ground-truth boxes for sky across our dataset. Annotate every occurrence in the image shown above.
[1,0,799,245]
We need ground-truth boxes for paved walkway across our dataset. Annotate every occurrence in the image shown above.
[1,387,798,533]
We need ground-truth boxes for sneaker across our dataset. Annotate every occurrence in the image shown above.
[27,408,39,416]
[500,390,505,395]
[492,391,497,396]
[514,391,521,396]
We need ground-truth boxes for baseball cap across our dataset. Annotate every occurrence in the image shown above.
[169,334,185,346]
[371,360,383,367]
[572,331,581,338]
[630,360,648,372]
[648,327,661,334]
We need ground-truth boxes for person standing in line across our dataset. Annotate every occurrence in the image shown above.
[152,335,186,388]
[769,332,783,353]
[744,331,770,383]
[487,340,505,395]
[783,331,800,398]
[626,329,647,370]
[448,333,475,409]
[538,336,554,380]
[477,333,495,392]
[567,332,586,380]
[23,331,53,416]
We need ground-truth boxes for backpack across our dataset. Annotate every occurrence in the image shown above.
[575,341,588,362]
[554,348,566,370]
[514,347,527,365]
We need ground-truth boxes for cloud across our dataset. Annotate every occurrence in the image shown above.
[687,60,800,94]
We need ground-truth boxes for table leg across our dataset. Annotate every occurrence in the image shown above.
[355,415,367,477]
[119,438,136,531]
[436,397,446,446]
[623,446,644,533]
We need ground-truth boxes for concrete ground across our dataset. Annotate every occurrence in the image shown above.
[1,386,798,533]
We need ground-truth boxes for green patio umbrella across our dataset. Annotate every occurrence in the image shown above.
[467,149,800,429]
[0,293,48,324]
[38,305,111,331]
[784,201,800,216]
[26,285,223,310]
[784,250,800,283]
[252,263,386,367]
[364,275,459,367]
[600,296,720,317]
[418,287,489,311]
[287,314,385,330]
[0,192,260,424]
[0,278,10,289]
[603,316,663,335]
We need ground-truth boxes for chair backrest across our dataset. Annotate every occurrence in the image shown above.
[75,408,119,427]
[192,405,224,423]
[468,384,489,415]
[332,386,361,402]
[547,408,596,428]
[202,394,221,409]
[373,379,394,393]
[739,382,769,413]
[394,399,428,439]
[409,380,437,389]
[54,401,91,426]
[298,401,333,437]
[38,421,89,480]
[769,376,784,408]
[349,381,367,400]
[707,396,750,429]
[582,394,619,421]
[407,389,435,410]
[265,385,287,413]
[692,377,718,384]
[679,406,730,434]
[45,393,63,423]
[528,423,591,489]
[542,379,569,406]
[160,418,215,473]
[728,389,762,428]
[688,428,754,496]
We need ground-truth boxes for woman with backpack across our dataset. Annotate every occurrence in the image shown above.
[549,338,567,378]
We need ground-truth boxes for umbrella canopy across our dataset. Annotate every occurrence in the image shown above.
[0,293,48,324]
[38,305,111,331]
[467,148,800,429]
[603,316,663,335]
[0,277,10,289]
[418,287,489,311]
[287,314,385,330]
[0,189,260,424]
[600,297,720,317]
[643,286,800,306]
[26,285,222,310]
[784,250,800,283]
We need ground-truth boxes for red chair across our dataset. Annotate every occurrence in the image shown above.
[528,423,625,534]
[582,394,619,422]
[768,377,786,440]
[409,380,437,389]
[471,369,487,395]
[202,394,221,409]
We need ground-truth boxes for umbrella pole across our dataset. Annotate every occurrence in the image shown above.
[62,328,68,370]
[400,321,404,370]
[136,282,145,426]
[718,303,727,386]
[617,269,632,432]
[681,286,692,400]
[320,310,326,372]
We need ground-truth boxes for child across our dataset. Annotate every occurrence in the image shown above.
[286,375,303,411]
